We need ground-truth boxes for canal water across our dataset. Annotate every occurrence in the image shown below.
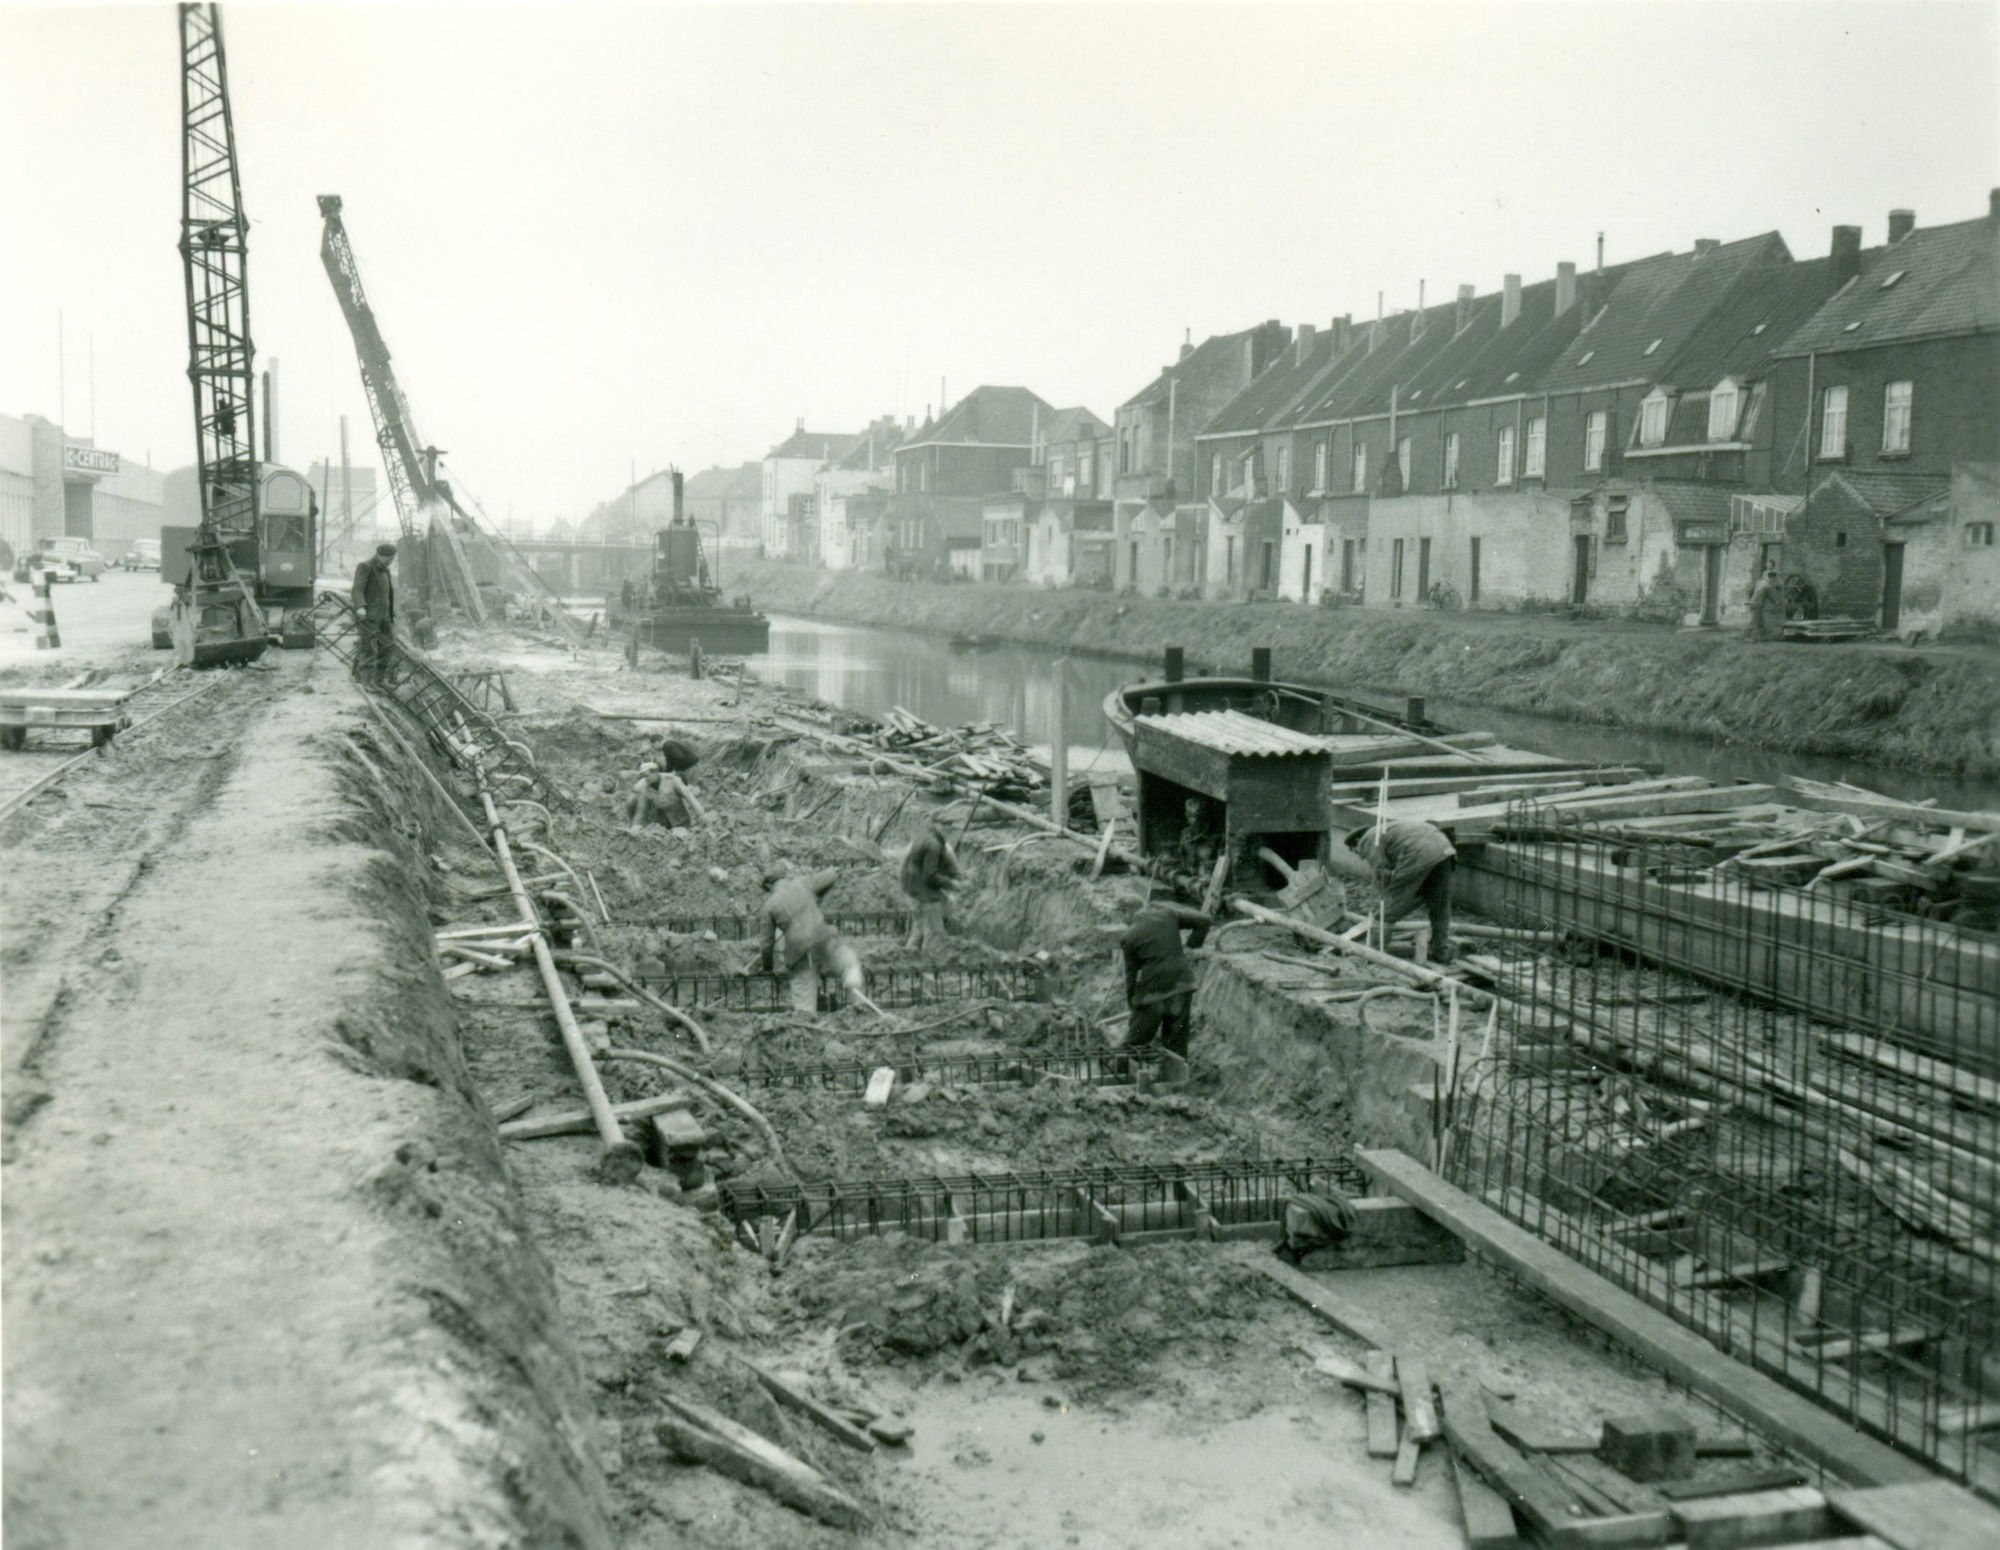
[761,615,1998,811]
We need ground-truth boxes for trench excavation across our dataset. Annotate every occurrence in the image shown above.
[323,620,1995,1547]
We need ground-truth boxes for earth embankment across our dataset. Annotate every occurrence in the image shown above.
[733,559,2000,780]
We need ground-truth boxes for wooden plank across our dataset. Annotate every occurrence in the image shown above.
[1365,1351,1401,1458]
[1392,1430,1421,1487]
[1557,1454,1669,1514]
[1246,1249,1397,1349]
[1441,1383,1603,1544]
[1660,1468,1810,1501]
[500,1090,690,1140]
[1451,1443,1522,1549]
[1356,1150,1932,1487]
[1311,1352,1398,1396]
[656,1398,870,1531]
[1827,1479,2000,1550]
[1397,1355,1440,1443]
[1443,784,1781,830]
[735,1357,877,1452]
[1672,1485,1833,1549]
[1485,1395,1598,1454]
[1779,782,2000,834]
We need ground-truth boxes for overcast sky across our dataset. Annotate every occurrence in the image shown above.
[3,2,1995,530]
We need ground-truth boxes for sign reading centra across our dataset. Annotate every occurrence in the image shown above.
[63,444,120,477]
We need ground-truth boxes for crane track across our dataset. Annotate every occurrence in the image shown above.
[0,670,237,823]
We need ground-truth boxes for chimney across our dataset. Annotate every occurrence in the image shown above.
[1502,273,1522,329]
[1455,284,1474,335]
[1180,327,1194,361]
[1888,208,1916,244]
[1411,281,1427,341]
[1555,261,1577,317]
[1991,188,2000,222]
[1693,238,1719,256]
[796,416,804,432]
[1831,225,1863,286]
[1581,269,1609,316]
[1295,322,1317,366]
[1244,336,1257,376]
[1596,231,1605,271]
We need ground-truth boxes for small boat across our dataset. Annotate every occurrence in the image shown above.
[1102,673,1439,760]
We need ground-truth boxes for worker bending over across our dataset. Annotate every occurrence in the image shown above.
[625,765,705,831]
[349,542,397,686]
[758,866,865,1013]
[1331,819,1458,964]
[1119,891,1212,1062]
[900,822,962,952]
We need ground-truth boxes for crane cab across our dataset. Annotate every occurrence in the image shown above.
[258,465,316,594]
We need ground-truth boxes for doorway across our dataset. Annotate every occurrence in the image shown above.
[1571,534,1592,605]
[1700,546,1723,626]
[1417,537,1431,600]
[1881,542,1904,631]
[1301,544,1313,602]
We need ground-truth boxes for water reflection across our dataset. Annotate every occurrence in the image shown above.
[762,615,1996,810]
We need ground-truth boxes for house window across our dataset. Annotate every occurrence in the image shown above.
[1708,381,1740,441]
[1967,522,1996,548]
[1883,381,1912,455]
[1225,534,1236,581]
[1523,417,1546,478]
[1314,440,1328,491]
[1639,393,1669,447]
[1397,437,1412,490]
[1390,538,1405,598]
[1584,410,1608,471]
[1820,385,1848,458]
[1496,425,1515,485]
[1352,443,1368,494]
[1605,496,1629,543]
[1119,433,1131,475]
[1210,452,1222,495]
[1443,432,1460,488]
[1276,444,1291,491]
[1341,538,1356,592]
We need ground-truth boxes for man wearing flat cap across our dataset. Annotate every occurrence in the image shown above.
[350,542,398,686]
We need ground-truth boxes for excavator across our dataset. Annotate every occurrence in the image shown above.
[161,3,316,666]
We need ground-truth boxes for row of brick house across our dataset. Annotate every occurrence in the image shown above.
[697,192,1995,632]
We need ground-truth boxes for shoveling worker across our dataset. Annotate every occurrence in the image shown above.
[900,821,963,952]
[349,542,397,686]
[1332,819,1458,964]
[624,762,706,831]
[1118,891,1212,1062]
[758,866,865,1013]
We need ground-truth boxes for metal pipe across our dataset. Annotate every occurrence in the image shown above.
[480,788,640,1183]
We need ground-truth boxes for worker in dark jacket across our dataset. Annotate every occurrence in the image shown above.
[1119,893,1212,1061]
[900,822,963,952]
[758,866,864,1012]
[1334,819,1459,963]
[349,543,396,685]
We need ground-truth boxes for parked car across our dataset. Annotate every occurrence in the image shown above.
[124,539,162,572]
[33,537,107,581]
[17,554,80,584]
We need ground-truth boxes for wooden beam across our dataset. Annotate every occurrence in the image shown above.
[1397,1355,1440,1443]
[1246,1248,1396,1350]
[656,1396,870,1531]
[1451,1443,1522,1549]
[1827,1480,2000,1550]
[1355,1150,1932,1487]
[1438,1382,1587,1542]
[734,1357,877,1452]
[1365,1351,1401,1458]
[1312,1352,1398,1396]
[500,1090,690,1140]
[1780,781,2000,834]
[1672,1485,1832,1549]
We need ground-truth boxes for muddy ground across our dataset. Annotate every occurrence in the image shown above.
[2,599,1797,1546]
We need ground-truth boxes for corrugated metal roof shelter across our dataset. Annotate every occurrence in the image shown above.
[1132,709,1332,879]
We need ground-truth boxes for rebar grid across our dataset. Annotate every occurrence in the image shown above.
[738,1049,1131,1095]
[721,1157,1368,1245]
[655,911,914,942]
[1453,801,2000,1494]
[639,962,1048,1011]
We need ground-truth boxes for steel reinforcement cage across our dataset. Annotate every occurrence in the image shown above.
[654,911,913,943]
[638,961,1048,1012]
[1446,800,2000,1495]
[720,1157,1369,1246]
[735,1048,1137,1095]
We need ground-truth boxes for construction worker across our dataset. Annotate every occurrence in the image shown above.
[1333,819,1459,964]
[625,763,705,831]
[350,542,396,685]
[900,821,962,952]
[1119,890,1212,1062]
[1747,562,1785,641]
[758,866,865,1013]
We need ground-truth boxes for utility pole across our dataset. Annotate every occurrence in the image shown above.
[1050,662,1069,830]
[339,414,353,547]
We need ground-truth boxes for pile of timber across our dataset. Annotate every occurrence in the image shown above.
[1345,766,1999,911]
[853,706,1047,801]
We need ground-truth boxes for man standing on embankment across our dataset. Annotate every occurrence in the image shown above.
[349,542,397,686]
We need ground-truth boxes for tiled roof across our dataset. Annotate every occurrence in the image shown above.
[1200,331,1343,436]
[1538,234,1790,395]
[1123,323,1290,410]
[683,467,738,498]
[908,386,1058,449]
[1039,406,1109,446]
[1658,254,1852,388]
[1649,482,1735,526]
[835,420,908,471]
[1135,709,1330,758]
[765,427,857,461]
[1816,469,1953,518]
[1777,215,1999,355]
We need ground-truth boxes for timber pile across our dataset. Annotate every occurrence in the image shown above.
[854,706,1048,802]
